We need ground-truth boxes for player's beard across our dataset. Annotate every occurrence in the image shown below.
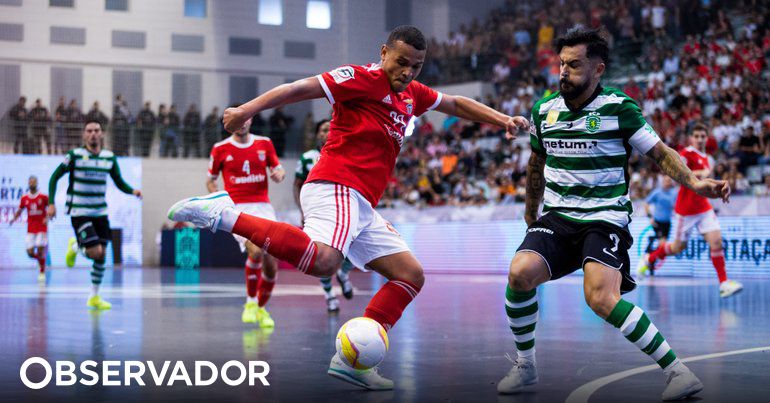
[560,77,591,101]
[29,185,37,193]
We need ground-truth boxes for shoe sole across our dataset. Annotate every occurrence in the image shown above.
[167,191,230,220]
[663,381,703,401]
[327,368,392,391]
[720,287,743,298]
[496,378,539,394]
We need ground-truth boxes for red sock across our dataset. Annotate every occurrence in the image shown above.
[711,250,728,283]
[232,213,318,274]
[648,242,669,265]
[36,248,46,273]
[364,279,421,331]
[257,274,276,307]
[245,255,262,299]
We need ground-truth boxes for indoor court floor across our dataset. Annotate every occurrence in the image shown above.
[0,267,768,403]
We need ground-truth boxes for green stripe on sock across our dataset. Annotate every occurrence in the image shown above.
[657,349,677,369]
[506,286,536,303]
[606,299,634,328]
[511,323,537,335]
[515,339,535,351]
[506,302,539,319]
[626,314,651,343]
[642,332,665,355]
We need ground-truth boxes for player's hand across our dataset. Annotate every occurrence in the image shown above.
[693,178,731,203]
[223,107,249,133]
[133,189,143,199]
[270,168,285,183]
[504,116,529,140]
[46,205,56,219]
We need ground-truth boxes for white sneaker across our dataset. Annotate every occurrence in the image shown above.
[327,353,393,390]
[497,356,538,394]
[719,280,743,298]
[636,253,651,277]
[326,296,340,313]
[167,191,234,232]
[662,363,703,401]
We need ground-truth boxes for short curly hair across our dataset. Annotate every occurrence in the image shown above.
[555,26,609,66]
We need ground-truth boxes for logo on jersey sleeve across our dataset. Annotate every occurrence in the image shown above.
[330,66,355,84]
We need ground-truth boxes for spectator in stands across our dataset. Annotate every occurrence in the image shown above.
[736,126,762,171]
[85,101,108,128]
[53,96,66,154]
[28,99,50,154]
[158,104,174,158]
[182,104,201,158]
[269,107,292,157]
[203,106,221,156]
[65,99,83,151]
[9,96,28,154]
[136,101,156,157]
[168,104,181,157]
[112,101,130,156]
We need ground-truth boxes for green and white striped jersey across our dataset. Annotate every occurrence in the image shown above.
[295,149,321,181]
[530,86,660,227]
[49,148,135,217]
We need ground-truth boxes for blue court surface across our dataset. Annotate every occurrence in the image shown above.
[0,267,768,403]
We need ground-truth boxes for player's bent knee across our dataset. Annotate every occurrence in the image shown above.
[26,249,36,258]
[584,290,617,319]
[399,263,425,289]
[311,246,342,277]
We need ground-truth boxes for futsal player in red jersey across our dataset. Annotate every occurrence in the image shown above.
[207,117,285,327]
[638,124,743,298]
[169,25,528,389]
[9,175,49,281]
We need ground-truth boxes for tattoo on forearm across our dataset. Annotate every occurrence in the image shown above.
[648,143,696,190]
[525,153,546,220]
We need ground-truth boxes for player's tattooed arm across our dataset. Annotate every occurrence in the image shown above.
[646,142,697,190]
[646,141,731,202]
[524,152,546,226]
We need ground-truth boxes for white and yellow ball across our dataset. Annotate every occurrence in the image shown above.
[335,317,389,370]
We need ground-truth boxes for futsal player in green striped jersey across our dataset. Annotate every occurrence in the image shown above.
[498,28,730,400]
[47,119,142,310]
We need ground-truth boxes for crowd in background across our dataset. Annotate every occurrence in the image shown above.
[3,0,770,206]
[2,95,294,158]
[379,0,770,207]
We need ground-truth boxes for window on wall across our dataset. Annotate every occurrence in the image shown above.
[258,0,282,26]
[184,0,206,18]
[49,0,74,7]
[105,0,128,11]
[385,0,411,29]
[306,0,330,29]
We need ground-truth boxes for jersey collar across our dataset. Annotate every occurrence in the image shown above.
[565,84,603,112]
[229,134,255,148]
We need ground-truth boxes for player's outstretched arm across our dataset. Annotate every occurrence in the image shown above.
[224,77,325,133]
[434,94,528,140]
[524,152,547,226]
[646,141,730,202]
[109,157,141,199]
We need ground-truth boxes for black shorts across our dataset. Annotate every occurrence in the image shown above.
[517,213,636,294]
[71,216,112,248]
[651,220,671,240]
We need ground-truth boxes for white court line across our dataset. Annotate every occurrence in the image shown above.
[565,346,770,403]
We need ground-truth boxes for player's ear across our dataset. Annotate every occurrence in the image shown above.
[380,44,389,61]
[594,61,605,78]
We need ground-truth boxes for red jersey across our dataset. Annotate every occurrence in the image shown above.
[308,63,442,206]
[674,146,713,216]
[208,134,281,204]
[19,192,48,233]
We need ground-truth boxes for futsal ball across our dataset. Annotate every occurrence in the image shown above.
[335,317,389,370]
